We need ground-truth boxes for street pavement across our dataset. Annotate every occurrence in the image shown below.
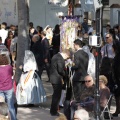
[17,71,120,120]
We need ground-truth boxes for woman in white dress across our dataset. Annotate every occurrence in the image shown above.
[16,50,46,105]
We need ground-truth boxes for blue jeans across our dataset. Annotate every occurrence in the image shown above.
[0,88,17,120]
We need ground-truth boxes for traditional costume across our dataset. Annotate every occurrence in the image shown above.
[16,50,46,105]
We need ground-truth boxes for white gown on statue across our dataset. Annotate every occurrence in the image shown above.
[83,45,96,80]
[16,50,46,105]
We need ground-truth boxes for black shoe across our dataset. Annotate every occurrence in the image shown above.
[112,113,119,117]
[50,112,60,116]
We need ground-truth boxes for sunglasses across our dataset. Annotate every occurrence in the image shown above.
[85,80,91,83]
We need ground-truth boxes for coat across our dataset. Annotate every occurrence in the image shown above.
[72,49,89,82]
[50,53,66,84]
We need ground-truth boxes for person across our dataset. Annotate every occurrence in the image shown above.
[10,30,18,63]
[64,75,95,120]
[0,54,17,120]
[100,33,115,92]
[44,25,53,45]
[74,109,90,120]
[71,39,89,101]
[4,31,14,52]
[112,41,120,117]
[52,24,60,56]
[82,18,89,33]
[83,45,95,80]
[16,50,46,105]
[103,24,111,42]
[29,22,37,49]
[0,23,8,44]
[31,34,44,77]
[50,49,71,116]
[88,20,96,35]
[40,31,50,81]
[99,75,111,119]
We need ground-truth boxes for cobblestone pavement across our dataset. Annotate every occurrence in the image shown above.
[18,71,120,120]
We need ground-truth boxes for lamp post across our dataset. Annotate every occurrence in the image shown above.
[94,1,102,120]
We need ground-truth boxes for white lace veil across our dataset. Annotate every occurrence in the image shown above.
[23,50,38,72]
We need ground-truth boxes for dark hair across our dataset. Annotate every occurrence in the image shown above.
[53,24,60,34]
[2,22,7,27]
[29,22,33,28]
[0,54,10,65]
[106,24,111,28]
[109,29,115,39]
[38,27,43,34]
[74,39,83,47]
[0,102,9,116]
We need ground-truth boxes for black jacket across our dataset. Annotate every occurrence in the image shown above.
[41,38,50,61]
[31,40,44,66]
[72,49,89,82]
[50,53,66,84]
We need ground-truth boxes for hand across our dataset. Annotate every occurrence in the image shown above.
[44,59,48,63]
[19,65,23,70]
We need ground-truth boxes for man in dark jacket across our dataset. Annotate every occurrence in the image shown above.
[40,31,50,81]
[31,34,44,76]
[50,49,71,116]
[72,39,89,101]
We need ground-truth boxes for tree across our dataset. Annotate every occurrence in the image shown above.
[15,0,30,83]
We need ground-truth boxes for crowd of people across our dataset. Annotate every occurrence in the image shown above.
[0,19,119,120]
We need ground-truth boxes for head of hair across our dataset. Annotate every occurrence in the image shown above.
[106,24,111,28]
[32,34,40,41]
[74,109,90,120]
[29,22,33,28]
[55,114,67,120]
[41,31,46,36]
[53,24,60,34]
[38,27,43,34]
[0,102,9,116]
[74,39,83,47]
[62,49,71,58]
[0,54,10,65]
[99,75,108,85]
[1,24,6,29]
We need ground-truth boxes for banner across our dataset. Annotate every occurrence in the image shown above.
[60,16,79,51]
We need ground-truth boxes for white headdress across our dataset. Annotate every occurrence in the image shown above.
[23,50,38,72]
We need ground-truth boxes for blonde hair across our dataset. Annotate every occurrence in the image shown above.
[99,75,108,85]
